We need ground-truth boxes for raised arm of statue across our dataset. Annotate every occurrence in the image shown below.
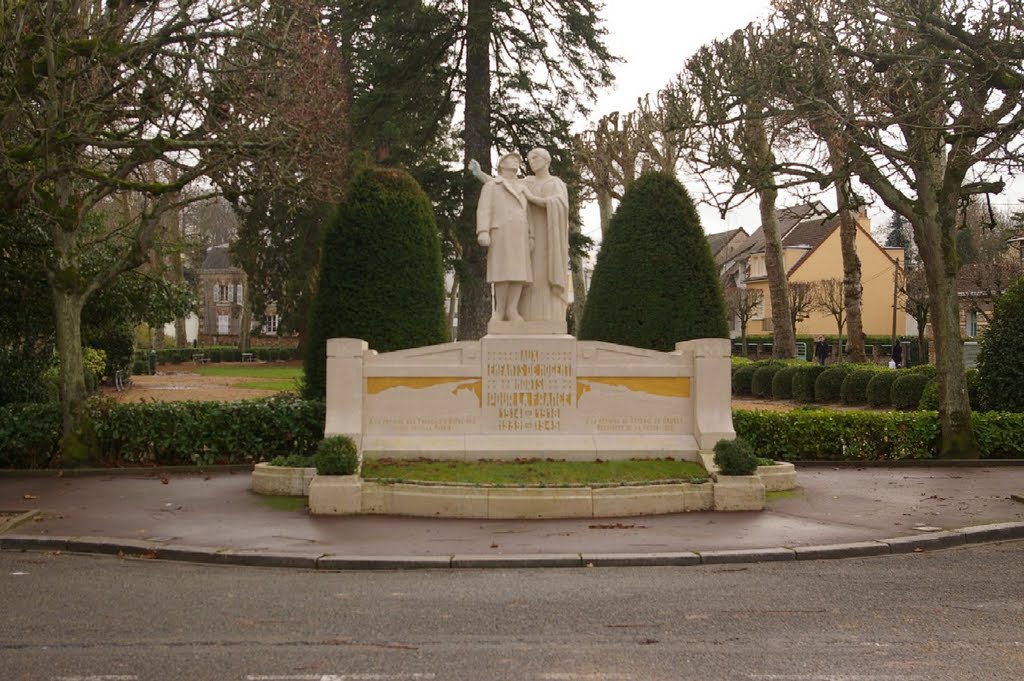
[468,159,492,185]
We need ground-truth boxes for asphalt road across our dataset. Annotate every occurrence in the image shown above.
[1,542,1022,681]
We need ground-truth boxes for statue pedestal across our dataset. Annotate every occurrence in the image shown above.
[487,319,567,335]
[325,335,734,462]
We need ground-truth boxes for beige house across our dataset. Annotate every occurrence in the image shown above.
[718,203,907,338]
[197,244,280,342]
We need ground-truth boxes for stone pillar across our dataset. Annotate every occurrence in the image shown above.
[325,338,369,442]
[679,338,735,450]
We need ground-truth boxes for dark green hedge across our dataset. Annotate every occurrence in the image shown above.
[752,364,785,398]
[977,277,1024,412]
[866,371,900,407]
[733,334,927,363]
[772,366,799,400]
[734,409,1024,460]
[792,365,829,403]
[732,364,759,397]
[891,373,930,410]
[0,403,62,468]
[1,398,325,469]
[580,172,728,350]
[136,346,299,366]
[841,368,881,405]
[814,365,852,403]
[304,166,448,399]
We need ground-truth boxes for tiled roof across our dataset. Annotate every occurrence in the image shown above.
[707,228,743,256]
[200,243,239,271]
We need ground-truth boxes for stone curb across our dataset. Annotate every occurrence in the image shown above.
[2,522,1023,570]
[0,465,253,478]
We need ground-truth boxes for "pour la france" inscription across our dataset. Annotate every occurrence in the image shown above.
[483,343,575,432]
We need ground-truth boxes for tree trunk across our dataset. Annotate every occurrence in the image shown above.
[836,205,865,363]
[457,0,493,340]
[52,288,87,446]
[759,187,796,359]
[823,132,866,362]
[914,207,977,457]
[447,277,460,341]
[238,279,252,352]
[597,188,613,239]
[569,245,587,339]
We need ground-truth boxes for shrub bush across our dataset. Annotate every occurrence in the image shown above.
[712,437,758,475]
[814,365,852,403]
[733,409,941,461]
[580,172,728,350]
[918,379,938,411]
[771,366,800,400]
[269,454,315,468]
[973,412,1024,457]
[841,368,880,405]
[792,365,829,403]
[978,277,1024,412]
[94,397,324,466]
[734,408,1024,461]
[732,364,759,397]
[917,369,981,411]
[0,403,62,468]
[751,363,785,398]
[891,372,931,410]
[314,435,359,475]
[304,166,448,400]
[909,364,936,379]
[866,370,900,407]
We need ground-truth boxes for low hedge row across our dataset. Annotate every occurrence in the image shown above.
[0,397,325,469]
[733,359,964,412]
[733,409,1024,460]
[134,346,300,366]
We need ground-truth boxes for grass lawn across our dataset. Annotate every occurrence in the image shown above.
[196,365,302,392]
[196,365,302,379]
[360,458,709,486]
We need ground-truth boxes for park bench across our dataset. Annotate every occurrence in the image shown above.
[192,353,209,365]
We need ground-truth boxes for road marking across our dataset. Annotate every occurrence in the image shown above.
[54,676,138,681]
[247,675,436,680]
[540,675,635,680]
[747,675,926,681]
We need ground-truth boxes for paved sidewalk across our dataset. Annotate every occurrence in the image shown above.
[1,466,1023,569]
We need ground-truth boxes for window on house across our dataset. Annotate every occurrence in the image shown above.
[966,310,978,337]
[235,284,243,305]
[749,255,766,278]
[753,295,766,320]
[217,314,229,334]
[217,284,229,303]
[263,314,279,335]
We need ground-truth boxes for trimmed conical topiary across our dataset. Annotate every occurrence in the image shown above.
[303,166,448,399]
[579,172,728,351]
[977,277,1024,412]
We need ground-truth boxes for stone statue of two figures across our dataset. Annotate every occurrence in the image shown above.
[471,148,570,335]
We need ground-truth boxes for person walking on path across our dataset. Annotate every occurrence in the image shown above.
[814,335,829,365]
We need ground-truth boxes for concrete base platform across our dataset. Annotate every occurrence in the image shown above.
[307,478,726,518]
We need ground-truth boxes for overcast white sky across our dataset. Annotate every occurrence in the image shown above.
[575,1,1021,243]
[578,0,776,240]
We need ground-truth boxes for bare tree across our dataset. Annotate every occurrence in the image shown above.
[788,281,815,337]
[960,261,1024,326]
[672,25,797,358]
[0,0,348,447]
[724,286,764,357]
[899,269,932,364]
[813,278,847,358]
[774,0,1024,456]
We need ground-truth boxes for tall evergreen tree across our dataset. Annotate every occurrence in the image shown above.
[580,173,729,351]
[303,167,448,399]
